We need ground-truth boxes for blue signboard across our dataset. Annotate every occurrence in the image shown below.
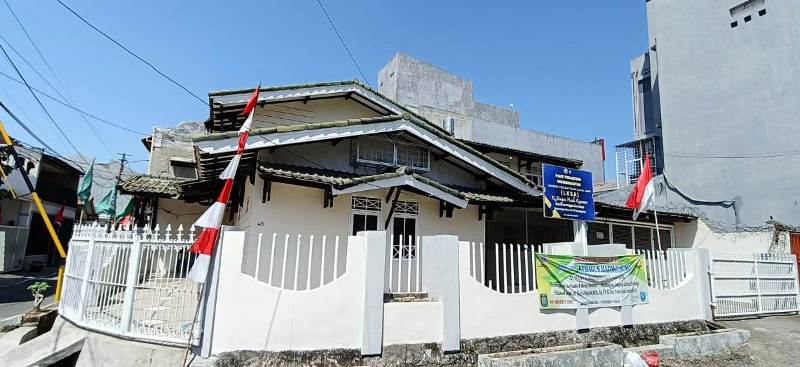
[542,164,595,221]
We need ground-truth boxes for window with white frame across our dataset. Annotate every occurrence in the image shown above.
[391,200,419,259]
[351,196,381,235]
[355,136,430,171]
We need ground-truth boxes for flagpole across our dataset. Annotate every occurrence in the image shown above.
[652,198,663,251]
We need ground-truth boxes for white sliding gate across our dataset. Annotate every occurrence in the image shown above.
[709,252,800,318]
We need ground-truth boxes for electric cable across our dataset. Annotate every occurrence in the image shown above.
[315,0,371,87]
[0,42,87,163]
[55,0,208,107]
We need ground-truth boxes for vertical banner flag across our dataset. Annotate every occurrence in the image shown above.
[625,154,655,220]
[187,84,260,283]
[77,159,94,203]
[535,254,649,309]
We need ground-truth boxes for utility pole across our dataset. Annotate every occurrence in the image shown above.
[116,152,127,186]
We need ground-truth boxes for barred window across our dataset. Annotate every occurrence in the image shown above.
[356,137,394,165]
[356,136,429,170]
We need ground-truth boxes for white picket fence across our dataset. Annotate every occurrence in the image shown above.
[243,232,347,291]
[636,249,689,289]
[59,223,201,345]
[386,236,423,293]
[468,242,539,294]
[709,252,800,318]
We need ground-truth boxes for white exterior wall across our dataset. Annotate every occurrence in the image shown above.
[673,220,774,253]
[237,180,485,244]
[156,199,207,230]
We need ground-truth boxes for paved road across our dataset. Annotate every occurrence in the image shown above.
[662,314,800,366]
[0,269,57,321]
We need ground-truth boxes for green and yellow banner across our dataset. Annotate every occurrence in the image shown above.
[535,254,648,309]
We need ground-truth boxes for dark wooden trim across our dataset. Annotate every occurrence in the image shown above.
[384,188,402,229]
[262,178,271,203]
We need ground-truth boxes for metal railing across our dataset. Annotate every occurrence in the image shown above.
[59,223,201,345]
[386,235,423,293]
[468,242,539,294]
[636,249,689,289]
[709,252,800,318]
[242,232,347,290]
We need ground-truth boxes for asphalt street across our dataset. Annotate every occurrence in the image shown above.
[0,269,57,322]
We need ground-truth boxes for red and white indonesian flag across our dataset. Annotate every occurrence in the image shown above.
[187,85,260,283]
[625,154,655,221]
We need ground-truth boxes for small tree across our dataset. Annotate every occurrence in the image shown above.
[27,281,50,311]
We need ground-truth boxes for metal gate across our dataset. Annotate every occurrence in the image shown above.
[709,252,800,318]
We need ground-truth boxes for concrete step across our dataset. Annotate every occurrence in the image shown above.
[384,292,432,303]
[1,317,89,367]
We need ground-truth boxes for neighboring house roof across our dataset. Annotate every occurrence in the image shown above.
[194,113,540,196]
[258,163,513,205]
[118,175,190,199]
[593,183,698,220]
[466,140,583,168]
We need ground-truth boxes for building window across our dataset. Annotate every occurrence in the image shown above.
[591,220,673,251]
[351,196,381,235]
[392,216,417,259]
[355,136,430,171]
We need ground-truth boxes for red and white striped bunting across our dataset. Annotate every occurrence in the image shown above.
[187,85,260,283]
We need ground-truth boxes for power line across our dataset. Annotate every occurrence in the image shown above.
[0,12,113,155]
[0,42,87,163]
[0,70,148,135]
[0,101,62,156]
[315,0,371,87]
[55,0,208,107]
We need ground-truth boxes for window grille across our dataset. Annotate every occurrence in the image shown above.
[351,196,381,211]
[396,142,428,169]
[355,136,430,171]
[615,136,660,187]
[356,137,394,166]
[394,200,419,215]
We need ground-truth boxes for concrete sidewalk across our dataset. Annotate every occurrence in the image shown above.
[662,314,800,366]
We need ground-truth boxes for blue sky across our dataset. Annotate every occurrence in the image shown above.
[0,1,648,176]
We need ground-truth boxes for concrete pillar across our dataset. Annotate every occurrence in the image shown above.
[421,235,461,352]
[361,231,387,356]
[689,249,714,321]
[573,221,589,255]
[198,227,242,358]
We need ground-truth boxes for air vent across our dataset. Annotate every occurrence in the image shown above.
[442,116,455,135]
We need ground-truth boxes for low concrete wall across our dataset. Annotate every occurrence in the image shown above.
[458,242,711,339]
[209,231,369,354]
[383,302,442,346]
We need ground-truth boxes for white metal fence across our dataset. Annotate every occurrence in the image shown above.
[386,236,423,293]
[242,232,347,290]
[636,249,689,289]
[710,252,800,318]
[60,224,201,345]
[468,242,539,294]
